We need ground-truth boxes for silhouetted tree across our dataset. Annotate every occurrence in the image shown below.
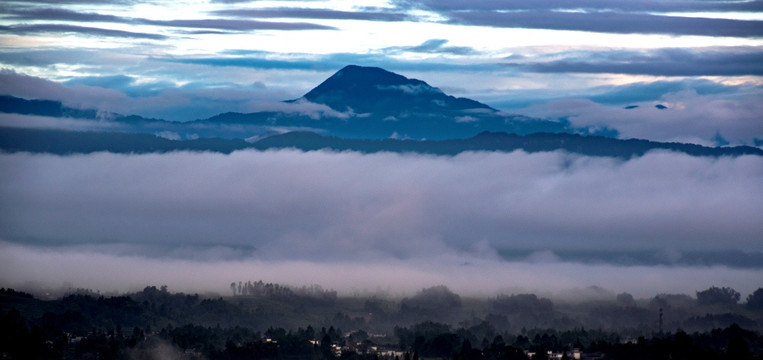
[696,286,740,305]
[745,288,763,310]
[616,292,635,306]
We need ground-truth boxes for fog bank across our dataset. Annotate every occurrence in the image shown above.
[1,148,761,296]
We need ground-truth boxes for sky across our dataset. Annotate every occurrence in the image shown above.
[1,0,762,144]
[1,0,762,298]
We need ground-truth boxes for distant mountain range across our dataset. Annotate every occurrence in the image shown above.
[0,65,760,157]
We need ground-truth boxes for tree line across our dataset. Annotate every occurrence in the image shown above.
[230,281,338,302]
[2,284,763,359]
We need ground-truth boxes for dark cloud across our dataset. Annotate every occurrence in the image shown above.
[392,0,763,37]
[442,10,763,38]
[0,24,167,39]
[401,0,763,12]
[385,39,477,55]
[0,7,125,22]
[213,7,410,22]
[504,48,763,76]
[142,18,335,31]
[7,0,133,4]
[0,7,336,32]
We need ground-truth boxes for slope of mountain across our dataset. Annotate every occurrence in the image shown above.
[300,65,493,114]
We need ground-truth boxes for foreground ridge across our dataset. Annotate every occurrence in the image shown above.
[2,127,760,158]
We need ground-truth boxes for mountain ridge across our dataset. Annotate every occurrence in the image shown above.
[2,126,760,158]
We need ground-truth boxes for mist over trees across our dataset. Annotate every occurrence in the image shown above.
[1,284,763,359]
[230,280,337,303]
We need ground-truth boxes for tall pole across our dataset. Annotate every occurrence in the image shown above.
[659,308,663,333]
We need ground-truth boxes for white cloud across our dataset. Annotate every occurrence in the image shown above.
[2,149,760,254]
[155,130,181,140]
[256,98,351,119]
[0,113,125,131]
[455,115,477,123]
[521,91,763,145]
[377,83,442,95]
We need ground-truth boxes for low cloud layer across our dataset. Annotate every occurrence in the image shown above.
[521,91,763,146]
[1,149,761,295]
[2,241,761,299]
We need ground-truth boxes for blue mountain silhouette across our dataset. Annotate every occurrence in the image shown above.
[301,65,493,114]
[3,65,757,158]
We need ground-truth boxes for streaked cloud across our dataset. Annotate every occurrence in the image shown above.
[213,7,411,22]
[449,11,762,37]
[1,6,336,32]
[394,0,763,37]
[504,47,763,77]
[385,38,477,55]
[143,18,336,31]
[398,0,763,13]
[0,23,167,39]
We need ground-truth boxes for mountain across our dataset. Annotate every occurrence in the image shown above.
[0,66,574,140]
[300,65,493,114]
[197,65,569,139]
